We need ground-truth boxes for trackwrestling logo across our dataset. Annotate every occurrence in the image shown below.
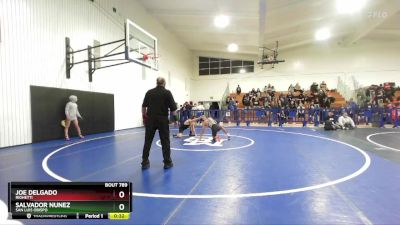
[183,137,227,147]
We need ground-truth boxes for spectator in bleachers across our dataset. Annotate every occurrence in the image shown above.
[271,86,276,97]
[197,102,205,110]
[294,83,301,92]
[278,93,287,108]
[236,85,241,95]
[297,91,305,105]
[277,107,288,126]
[263,85,268,93]
[346,98,357,117]
[320,81,328,92]
[288,84,294,94]
[225,96,230,105]
[267,84,272,92]
[265,93,272,103]
[242,93,251,109]
[256,88,261,98]
[297,103,306,120]
[251,88,257,96]
[287,92,293,103]
[227,98,236,111]
[376,89,384,107]
[264,100,270,109]
[323,96,334,108]
[310,82,319,94]
[384,82,395,101]
[253,96,260,107]
[209,102,219,119]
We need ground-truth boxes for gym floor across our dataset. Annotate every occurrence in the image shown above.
[1,126,400,225]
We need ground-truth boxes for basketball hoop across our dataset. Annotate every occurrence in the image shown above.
[147,53,160,60]
[143,54,149,61]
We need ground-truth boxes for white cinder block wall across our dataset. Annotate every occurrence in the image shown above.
[0,0,192,148]
[190,40,400,102]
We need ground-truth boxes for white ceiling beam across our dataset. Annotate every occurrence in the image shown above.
[147,9,257,19]
[193,50,258,60]
[372,28,400,36]
[189,43,259,55]
[276,30,349,51]
[341,0,400,46]
[171,27,258,34]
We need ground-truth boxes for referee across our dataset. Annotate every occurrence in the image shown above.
[141,77,177,169]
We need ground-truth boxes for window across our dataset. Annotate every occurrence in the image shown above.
[198,57,254,76]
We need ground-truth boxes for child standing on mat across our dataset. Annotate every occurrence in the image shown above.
[64,95,84,140]
[199,116,230,143]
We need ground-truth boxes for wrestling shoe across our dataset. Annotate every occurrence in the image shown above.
[141,160,150,170]
[164,162,174,169]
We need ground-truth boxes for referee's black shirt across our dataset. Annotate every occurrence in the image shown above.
[142,86,177,117]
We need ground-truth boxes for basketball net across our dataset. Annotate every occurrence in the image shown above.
[144,53,160,60]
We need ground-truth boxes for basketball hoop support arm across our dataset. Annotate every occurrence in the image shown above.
[65,37,130,82]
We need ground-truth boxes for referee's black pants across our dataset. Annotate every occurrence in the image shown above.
[142,116,172,163]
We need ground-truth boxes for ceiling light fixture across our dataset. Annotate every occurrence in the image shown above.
[315,28,331,41]
[239,68,246,73]
[227,43,238,52]
[214,15,230,28]
[336,0,366,14]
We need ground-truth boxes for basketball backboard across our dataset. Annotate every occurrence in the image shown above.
[125,19,158,70]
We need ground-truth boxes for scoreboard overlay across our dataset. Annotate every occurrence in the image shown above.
[8,182,132,220]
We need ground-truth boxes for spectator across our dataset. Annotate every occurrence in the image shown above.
[264,100,271,109]
[253,96,259,107]
[256,88,261,98]
[209,102,220,119]
[294,83,301,92]
[277,107,288,126]
[236,85,241,95]
[228,98,236,111]
[297,103,306,120]
[288,84,294,94]
[197,102,205,110]
[278,93,287,108]
[346,98,358,118]
[267,84,272,92]
[271,86,276,98]
[192,103,198,110]
[310,82,319,94]
[242,93,251,108]
[225,96,231,105]
[320,81,328,92]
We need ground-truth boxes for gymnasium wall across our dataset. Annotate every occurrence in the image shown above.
[0,0,192,148]
[30,86,114,142]
[190,40,400,102]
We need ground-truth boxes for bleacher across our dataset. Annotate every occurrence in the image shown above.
[229,90,346,109]
[328,90,346,108]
